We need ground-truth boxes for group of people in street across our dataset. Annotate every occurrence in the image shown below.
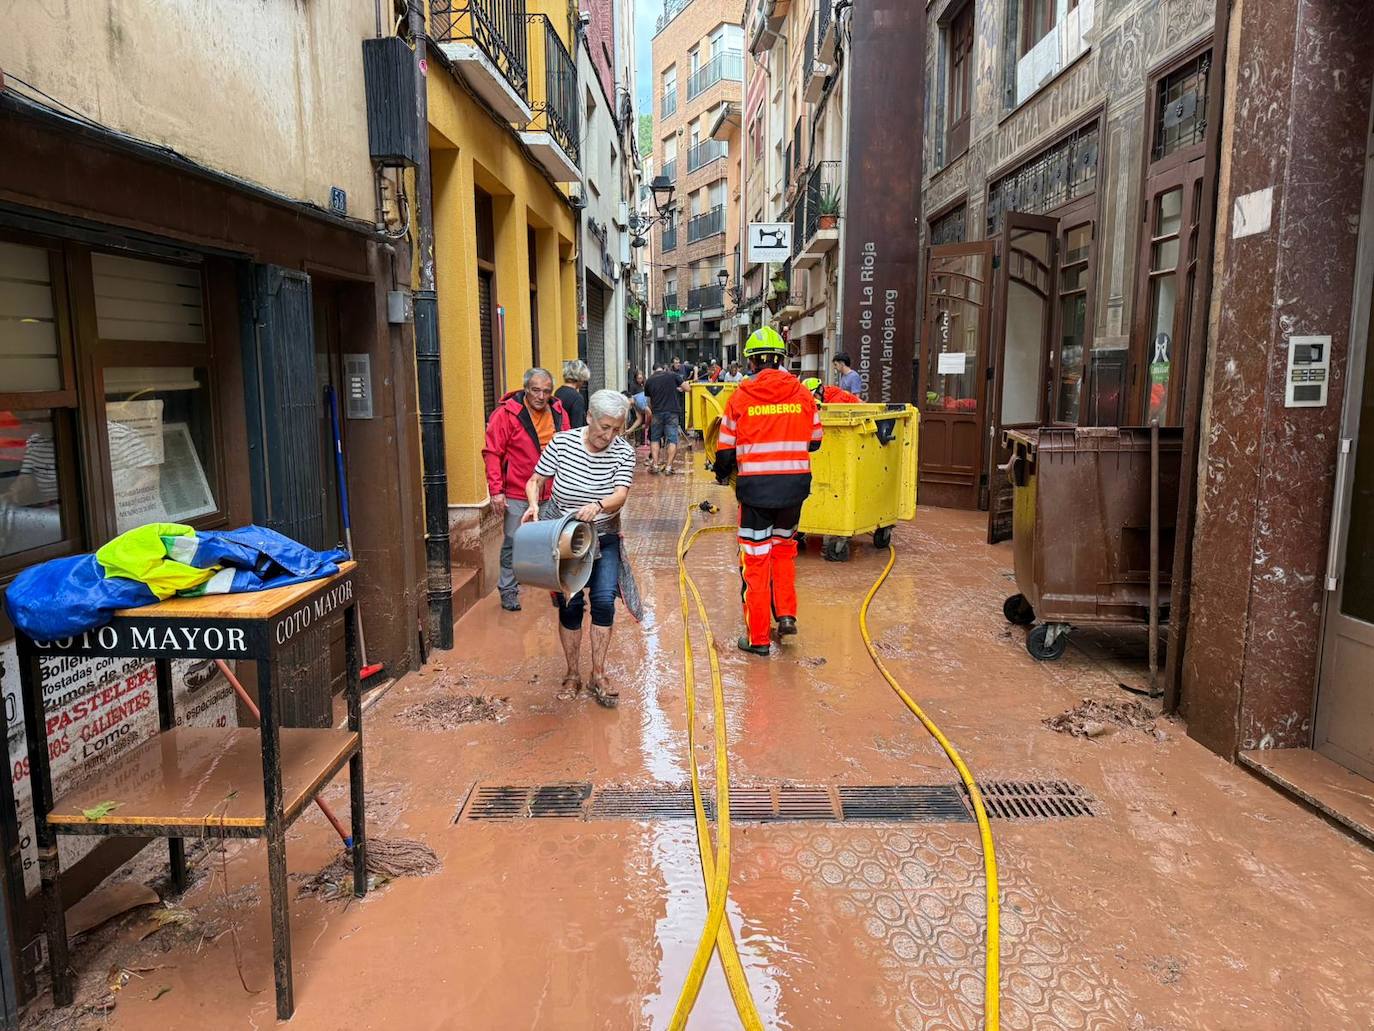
[480,334,859,707]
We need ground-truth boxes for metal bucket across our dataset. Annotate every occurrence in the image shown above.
[512,511,595,594]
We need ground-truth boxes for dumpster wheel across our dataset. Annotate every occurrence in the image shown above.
[822,536,851,562]
[1027,622,1070,661]
[861,546,1001,1029]
[1002,593,1035,626]
[873,526,893,549]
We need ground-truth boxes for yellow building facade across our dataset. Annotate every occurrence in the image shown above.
[423,3,583,598]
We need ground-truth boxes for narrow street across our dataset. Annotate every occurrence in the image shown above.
[41,461,1374,1031]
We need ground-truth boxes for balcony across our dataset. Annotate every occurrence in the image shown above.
[662,224,677,251]
[662,88,678,119]
[687,50,744,101]
[663,292,679,312]
[817,0,837,64]
[686,138,726,173]
[688,284,724,311]
[802,21,831,104]
[661,157,677,183]
[432,0,532,123]
[521,14,580,181]
[794,160,841,269]
[686,204,725,243]
[748,0,791,56]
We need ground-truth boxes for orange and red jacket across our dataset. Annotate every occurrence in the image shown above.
[713,368,822,507]
[821,385,862,404]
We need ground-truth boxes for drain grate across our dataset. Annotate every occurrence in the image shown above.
[971,780,1098,820]
[587,787,706,821]
[838,785,972,823]
[459,781,1097,824]
[464,783,592,820]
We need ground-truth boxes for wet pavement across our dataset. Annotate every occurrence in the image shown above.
[28,457,1374,1029]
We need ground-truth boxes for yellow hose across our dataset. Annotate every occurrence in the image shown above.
[859,545,1001,1030]
[670,516,763,1030]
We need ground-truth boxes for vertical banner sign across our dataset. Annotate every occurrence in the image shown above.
[840,1,925,402]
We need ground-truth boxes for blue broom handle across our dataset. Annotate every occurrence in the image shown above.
[325,384,353,541]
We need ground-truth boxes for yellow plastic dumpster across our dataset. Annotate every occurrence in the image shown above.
[704,403,919,560]
[686,381,738,434]
[800,404,919,559]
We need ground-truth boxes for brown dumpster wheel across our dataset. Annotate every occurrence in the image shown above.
[1027,623,1069,662]
[873,526,893,549]
[1002,593,1034,626]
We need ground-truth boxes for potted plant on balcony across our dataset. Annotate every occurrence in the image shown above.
[770,269,789,297]
[817,186,841,230]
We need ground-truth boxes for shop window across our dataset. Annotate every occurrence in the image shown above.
[1152,51,1210,162]
[2,238,225,578]
[986,121,1099,237]
[101,367,218,533]
[1,240,81,572]
[946,3,974,161]
[1053,220,1092,423]
[930,204,968,246]
[1130,45,1211,425]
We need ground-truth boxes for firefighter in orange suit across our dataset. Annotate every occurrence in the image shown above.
[713,327,823,655]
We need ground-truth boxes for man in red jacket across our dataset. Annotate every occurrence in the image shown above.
[482,367,570,610]
[713,328,822,655]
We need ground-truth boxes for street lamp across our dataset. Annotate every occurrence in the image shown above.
[650,174,675,215]
[716,268,729,290]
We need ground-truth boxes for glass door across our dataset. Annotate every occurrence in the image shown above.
[918,242,994,510]
[1315,276,1374,779]
[988,212,1057,543]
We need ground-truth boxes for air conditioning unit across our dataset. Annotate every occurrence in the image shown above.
[615,201,630,229]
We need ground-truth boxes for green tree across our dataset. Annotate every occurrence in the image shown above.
[639,114,653,158]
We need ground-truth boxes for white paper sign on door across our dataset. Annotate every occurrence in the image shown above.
[937,352,968,375]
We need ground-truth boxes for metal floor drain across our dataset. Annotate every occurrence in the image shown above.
[458,781,1098,824]
[971,780,1099,820]
[838,785,972,823]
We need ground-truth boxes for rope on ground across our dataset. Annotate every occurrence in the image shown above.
[670,514,764,1030]
[859,544,1001,1031]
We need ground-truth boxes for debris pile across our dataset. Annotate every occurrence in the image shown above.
[1044,698,1160,740]
[397,693,510,729]
[298,838,442,900]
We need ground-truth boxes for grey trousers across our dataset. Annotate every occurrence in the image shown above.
[498,496,530,601]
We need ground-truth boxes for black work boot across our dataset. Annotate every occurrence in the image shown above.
[776,616,798,636]
[737,636,770,656]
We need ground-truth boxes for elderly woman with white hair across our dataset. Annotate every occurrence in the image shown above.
[556,359,591,428]
[522,389,638,707]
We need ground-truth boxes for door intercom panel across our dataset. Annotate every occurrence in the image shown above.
[1285,335,1331,408]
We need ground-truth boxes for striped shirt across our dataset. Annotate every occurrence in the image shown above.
[534,428,635,532]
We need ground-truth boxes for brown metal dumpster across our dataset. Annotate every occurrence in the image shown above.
[1000,426,1182,660]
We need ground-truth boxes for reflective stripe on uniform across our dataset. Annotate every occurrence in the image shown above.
[772,527,796,539]
[737,524,773,541]
[738,459,811,473]
[739,540,773,556]
[735,440,813,455]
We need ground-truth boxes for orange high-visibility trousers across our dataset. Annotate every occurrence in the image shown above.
[738,501,803,646]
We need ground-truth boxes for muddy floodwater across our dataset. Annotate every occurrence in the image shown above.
[25,463,1374,1030]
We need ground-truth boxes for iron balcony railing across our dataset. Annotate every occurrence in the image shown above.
[661,157,677,183]
[431,0,530,101]
[792,198,805,256]
[687,50,744,100]
[688,284,724,310]
[817,0,832,44]
[802,160,841,243]
[687,204,726,243]
[805,16,815,69]
[687,138,726,173]
[662,224,677,251]
[663,291,679,311]
[528,14,579,164]
[662,88,678,119]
